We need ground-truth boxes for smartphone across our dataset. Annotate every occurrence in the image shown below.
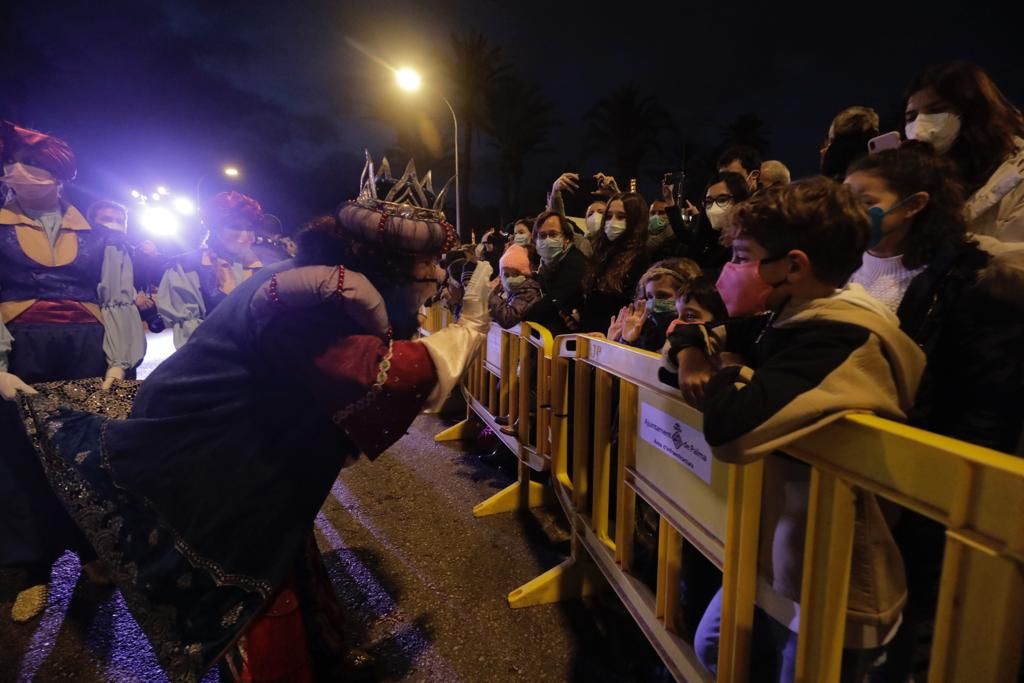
[868,131,902,155]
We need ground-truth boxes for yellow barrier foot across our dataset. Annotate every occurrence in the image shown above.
[472,480,546,517]
[434,418,479,443]
[507,556,598,608]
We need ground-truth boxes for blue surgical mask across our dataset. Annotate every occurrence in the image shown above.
[503,275,526,290]
[649,298,676,315]
[866,195,914,249]
[537,237,565,262]
[648,215,668,235]
[513,233,530,246]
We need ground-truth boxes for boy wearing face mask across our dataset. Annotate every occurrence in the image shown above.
[661,178,926,682]
[156,191,266,349]
[487,244,543,329]
[0,124,145,622]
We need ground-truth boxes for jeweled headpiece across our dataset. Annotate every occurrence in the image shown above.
[336,151,458,255]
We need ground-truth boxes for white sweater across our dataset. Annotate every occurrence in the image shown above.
[849,253,926,314]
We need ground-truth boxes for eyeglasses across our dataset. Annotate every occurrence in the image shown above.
[703,194,735,209]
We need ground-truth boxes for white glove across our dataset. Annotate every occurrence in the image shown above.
[458,261,493,331]
[101,366,125,391]
[0,372,37,401]
[417,260,493,410]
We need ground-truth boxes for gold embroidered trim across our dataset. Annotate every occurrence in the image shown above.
[331,341,394,425]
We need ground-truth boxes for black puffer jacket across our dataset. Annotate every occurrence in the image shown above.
[900,241,1024,454]
[527,246,588,336]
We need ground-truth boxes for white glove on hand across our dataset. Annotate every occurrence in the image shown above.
[101,366,125,391]
[417,260,493,410]
[458,261,493,331]
[0,372,37,401]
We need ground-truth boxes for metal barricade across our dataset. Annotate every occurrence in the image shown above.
[508,333,1024,683]
[435,321,557,517]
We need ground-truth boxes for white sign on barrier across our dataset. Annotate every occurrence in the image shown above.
[639,402,713,484]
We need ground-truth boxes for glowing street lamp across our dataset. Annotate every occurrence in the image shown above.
[157,186,169,195]
[223,166,240,178]
[395,67,422,93]
[130,189,141,199]
[394,67,460,237]
[151,192,161,201]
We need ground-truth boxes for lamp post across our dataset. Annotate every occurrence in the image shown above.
[395,67,461,239]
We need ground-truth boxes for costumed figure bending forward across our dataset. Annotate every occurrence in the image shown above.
[8,154,483,681]
[0,122,144,623]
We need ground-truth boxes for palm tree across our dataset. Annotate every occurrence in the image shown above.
[719,113,771,156]
[482,76,557,223]
[583,86,672,184]
[439,32,513,222]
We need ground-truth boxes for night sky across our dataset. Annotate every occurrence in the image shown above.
[2,0,1020,239]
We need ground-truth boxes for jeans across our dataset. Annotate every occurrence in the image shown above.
[695,588,886,683]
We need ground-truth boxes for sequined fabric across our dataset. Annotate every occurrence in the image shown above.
[18,378,269,683]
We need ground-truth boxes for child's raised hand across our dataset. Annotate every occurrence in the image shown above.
[622,300,646,343]
[607,307,627,342]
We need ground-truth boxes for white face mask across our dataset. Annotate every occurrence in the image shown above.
[585,211,604,236]
[705,203,731,231]
[905,112,961,155]
[1,162,59,202]
[605,218,627,241]
[98,220,126,233]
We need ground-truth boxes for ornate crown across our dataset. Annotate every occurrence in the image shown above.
[356,151,453,221]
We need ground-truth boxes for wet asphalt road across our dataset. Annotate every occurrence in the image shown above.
[0,403,665,681]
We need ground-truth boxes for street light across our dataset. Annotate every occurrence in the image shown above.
[223,166,240,178]
[395,68,422,93]
[394,67,460,239]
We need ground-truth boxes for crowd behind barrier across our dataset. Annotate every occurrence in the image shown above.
[434,314,1024,683]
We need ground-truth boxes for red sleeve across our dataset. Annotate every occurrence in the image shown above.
[257,308,438,458]
[313,337,438,459]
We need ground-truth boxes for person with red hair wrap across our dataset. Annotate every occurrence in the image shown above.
[156,190,269,348]
[0,122,145,622]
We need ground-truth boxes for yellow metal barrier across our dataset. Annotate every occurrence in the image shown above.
[508,333,1024,683]
[418,303,451,337]
[424,302,1023,681]
[435,321,557,518]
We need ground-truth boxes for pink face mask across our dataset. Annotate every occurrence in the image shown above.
[1,162,59,202]
[715,258,785,317]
